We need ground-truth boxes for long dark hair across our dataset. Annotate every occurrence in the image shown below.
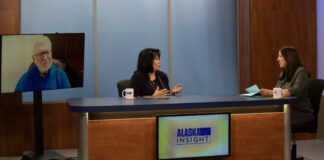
[136,48,160,74]
[279,46,306,81]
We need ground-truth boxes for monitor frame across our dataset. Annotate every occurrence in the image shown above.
[0,33,85,93]
[156,112,231,160]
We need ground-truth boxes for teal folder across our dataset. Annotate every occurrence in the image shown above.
[240,84,260,96]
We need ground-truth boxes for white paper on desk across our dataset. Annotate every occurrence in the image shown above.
[240,84,260,96]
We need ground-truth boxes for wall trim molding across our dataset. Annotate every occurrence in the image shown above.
[168,0,172,87]
[94,0,98,97]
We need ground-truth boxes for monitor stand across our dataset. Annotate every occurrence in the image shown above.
[22,91,67,160]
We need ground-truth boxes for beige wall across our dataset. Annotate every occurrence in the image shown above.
[1,35,47,93]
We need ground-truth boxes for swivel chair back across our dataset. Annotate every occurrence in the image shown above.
[117,79,130,97]
[291,79,324,160]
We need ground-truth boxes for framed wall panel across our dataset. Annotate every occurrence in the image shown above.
[238,0,317,92]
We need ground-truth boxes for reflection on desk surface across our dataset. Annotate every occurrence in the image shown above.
[143,95,169,99]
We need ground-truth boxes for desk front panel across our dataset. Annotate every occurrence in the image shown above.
[88,107,284,160]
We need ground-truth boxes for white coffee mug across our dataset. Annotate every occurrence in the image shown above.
[273,88,282,98]
[122,88,134,99]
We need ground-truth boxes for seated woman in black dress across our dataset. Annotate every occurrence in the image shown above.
[260,46,313,125]
[129,48,182,97]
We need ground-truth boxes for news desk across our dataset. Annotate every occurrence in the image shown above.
[67,95,296,160]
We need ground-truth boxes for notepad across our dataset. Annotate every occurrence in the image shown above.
[240,84,260,96]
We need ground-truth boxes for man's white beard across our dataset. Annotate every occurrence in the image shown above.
[38,62,52,75]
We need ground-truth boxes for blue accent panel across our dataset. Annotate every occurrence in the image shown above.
[199,128,211,136]
[97,0,168,97]
[170,0,238,95]
[20,0,95,102]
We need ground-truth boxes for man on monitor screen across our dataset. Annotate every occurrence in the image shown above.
[14,35,71,92]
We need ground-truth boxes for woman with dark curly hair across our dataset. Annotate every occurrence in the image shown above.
[128,48,182,97]
[260,46,313,124]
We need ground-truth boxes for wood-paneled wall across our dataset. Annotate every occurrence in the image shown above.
[0,101,78,156]
[238,0,317,92]
[0,0,20,34]
[0,0,78,156]
[238,0,250,94]
[0,0,23,156]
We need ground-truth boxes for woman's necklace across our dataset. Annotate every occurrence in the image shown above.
[150,76,156,85]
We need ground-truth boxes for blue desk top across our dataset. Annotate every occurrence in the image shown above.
[67,95,296,113]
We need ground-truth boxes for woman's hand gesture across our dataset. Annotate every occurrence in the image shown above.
[170,84,182,95]
[153,86,169,96]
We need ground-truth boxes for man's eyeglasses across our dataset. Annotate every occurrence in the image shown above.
[33,51,50,58]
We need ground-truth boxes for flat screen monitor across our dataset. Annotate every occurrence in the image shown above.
[157,113,230,159]
[0,33,84,93]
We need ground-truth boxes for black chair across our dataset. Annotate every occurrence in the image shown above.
[117,79,130,97]
[291,79,324,160]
